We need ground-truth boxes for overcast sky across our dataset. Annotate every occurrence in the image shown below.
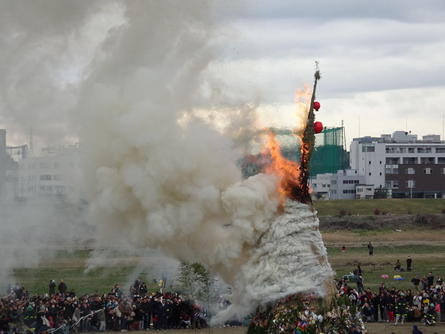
[218,0,445,143]
[1,0,445,147]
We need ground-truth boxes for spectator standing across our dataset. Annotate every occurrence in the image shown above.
[411,277,420,290]
[394,260,401,271]
[58,280,67,295]
[49,280,56,295]
[367,242,374,256]
[427,272,434,288]
[407,256,413,271]
[394,295,407,325]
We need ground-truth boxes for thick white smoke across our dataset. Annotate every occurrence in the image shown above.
[78,0,281,279]
[1,0,333,321]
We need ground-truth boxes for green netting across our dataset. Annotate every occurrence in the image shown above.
[240,127,348,178]
[311,127,349,176]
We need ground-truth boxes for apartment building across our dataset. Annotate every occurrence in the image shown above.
[15,144,80,199]
[350,131,445,198]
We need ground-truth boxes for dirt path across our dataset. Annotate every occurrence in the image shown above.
[322,230,445,247]
[99,323,445,333]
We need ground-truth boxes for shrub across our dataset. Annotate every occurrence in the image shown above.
[441,208,445,214]
[374,208,381,215]
[339,209,347,217]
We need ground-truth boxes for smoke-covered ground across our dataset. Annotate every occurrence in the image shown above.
[0,0,332,322]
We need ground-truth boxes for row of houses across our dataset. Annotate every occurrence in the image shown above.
[310,131,445,199]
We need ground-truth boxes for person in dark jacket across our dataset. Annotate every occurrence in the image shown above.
[367,242,374,256]
[412,325,423,334]
[427,272,434,287]
[49,280,56,295]
[407,256,413,271]
[394,295,407,325]
[58,280,67,295]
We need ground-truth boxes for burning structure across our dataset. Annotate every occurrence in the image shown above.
[72,2,336,328]
[210,67,335,326]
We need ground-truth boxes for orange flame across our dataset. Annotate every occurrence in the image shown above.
[265,131,303,203]
[264,87,313,204]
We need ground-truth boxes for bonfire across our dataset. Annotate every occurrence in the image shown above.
[245,65,365,333]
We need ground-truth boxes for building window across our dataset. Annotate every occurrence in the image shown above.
[362,145,375,152]
[438,158,445,164]
[369,161,371,165]
[406,168,415,175]
[386,181,399,189]
[386,157,399,164]
[424,168,432,175]
[342,189,356,194]
[403,157,417,164]
[380,161,382,164]
[369,172,371,176]
[441,168,445,175]
[385,166,399,174]
[418,147,431,153]
[379,172,382,176]
[420,157,435,164]
[408,147,415,153]
[406,180,416,188]
[436,147,445,153]
[40,174,52,181]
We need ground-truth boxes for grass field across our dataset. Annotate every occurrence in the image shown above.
[328,244,445,290]
[314,198,445,216]
[11,243,445,295]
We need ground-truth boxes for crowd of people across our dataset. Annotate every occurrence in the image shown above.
[339,265,445,327]
[0,280,208,334]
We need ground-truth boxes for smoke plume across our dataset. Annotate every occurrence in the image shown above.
[0,0,333,321]
[75,0,288,317]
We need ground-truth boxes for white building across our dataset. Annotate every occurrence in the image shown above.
[350,131,445,198]
[0,129,19,196]
[16,144,81,199]
[310,173,333,199]
[310,170,369,200]
[355,184,375,200]
[329,169,366,200]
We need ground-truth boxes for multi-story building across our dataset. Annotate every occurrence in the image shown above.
[329,169,366,200]
[6,144,28,162]
[310,173,333,199]
[15,144,80,199]
[0,129,19,195]
[310,170,366,200]
[350,131,445,198]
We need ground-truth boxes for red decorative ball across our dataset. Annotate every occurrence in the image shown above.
[314,121,323,134]
[313,101,321,111]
